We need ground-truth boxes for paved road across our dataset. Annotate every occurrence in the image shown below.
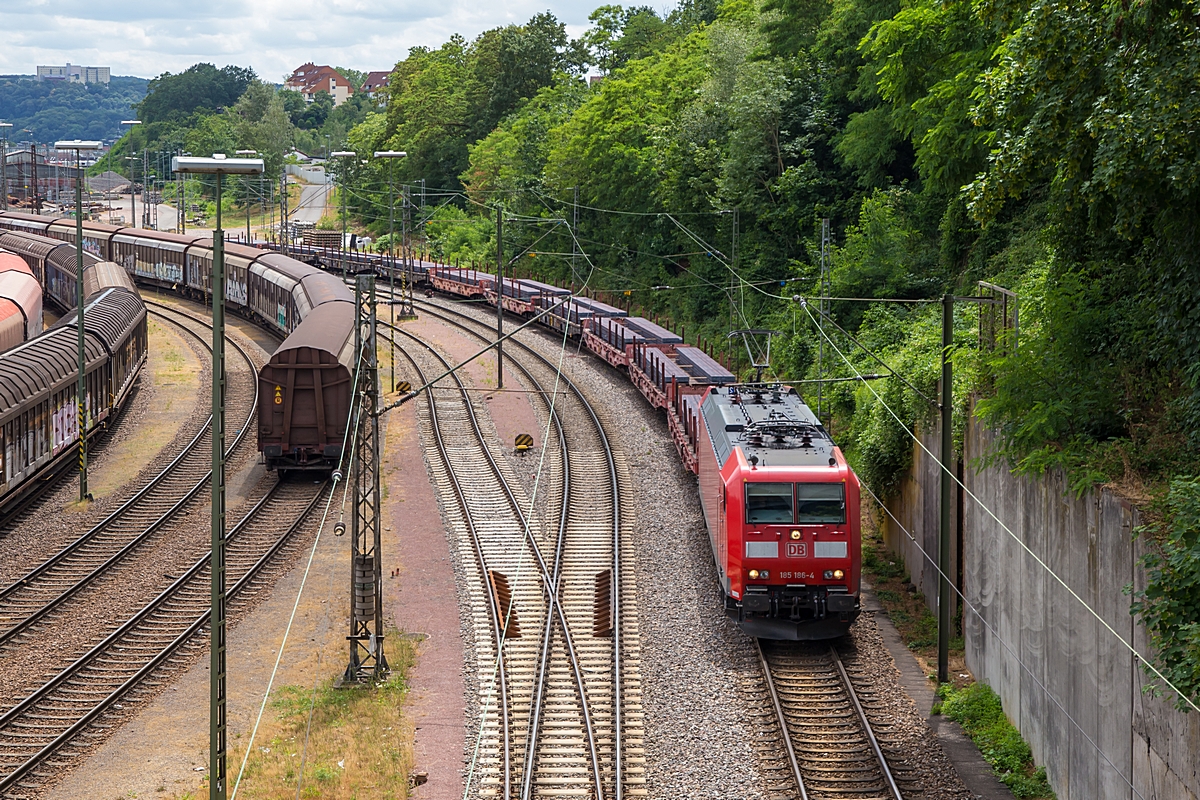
[95,194,187,231]
[290,182,329,225]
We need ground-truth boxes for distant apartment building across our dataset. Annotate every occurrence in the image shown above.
[36,64,111,85]
[284,64,353,107]
[362,71,391,98]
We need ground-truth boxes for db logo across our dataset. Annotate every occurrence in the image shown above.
[786,542,807,558]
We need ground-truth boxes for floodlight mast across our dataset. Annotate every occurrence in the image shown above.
[0,123,12,212]
[54,140,102,504]
[331,151,356,277]
[120,121,142,228]
[372,150,408,388]
[171,153,264,800]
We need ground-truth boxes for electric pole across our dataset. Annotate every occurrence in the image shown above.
[495,205,504,390]
[345,274,388,683]
[938,293,953,685]
[571,186,579,284]
[818,218,830,421]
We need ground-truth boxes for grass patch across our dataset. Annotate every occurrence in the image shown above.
[936,682,1055,799]
[220,631,418,799]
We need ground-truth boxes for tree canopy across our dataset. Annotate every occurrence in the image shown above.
[137,63,257,124]
[0,76,147,143]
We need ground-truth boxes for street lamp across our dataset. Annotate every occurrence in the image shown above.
[171,152,264,800]
[120,120,141,227]
[373,150,406,391]
[235,150,257,243]
[331,151,356,278]
[178,150,192,234]
[54,139,102,505]
[0,123,11,211]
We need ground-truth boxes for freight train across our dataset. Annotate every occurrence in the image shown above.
[0,211,860,639]
[0,229,146,500]
[419,265,863,640]
[0,213,355,475]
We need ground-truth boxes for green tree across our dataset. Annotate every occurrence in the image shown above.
[462,77,588,199]
[137,63,256,124]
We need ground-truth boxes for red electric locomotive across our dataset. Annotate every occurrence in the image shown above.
[697,383,861,639]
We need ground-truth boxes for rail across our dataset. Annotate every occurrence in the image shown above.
[0,304,260,649]
[399,297,627,799]
[0,479,329,794]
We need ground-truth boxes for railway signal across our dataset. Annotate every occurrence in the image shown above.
[171,152,264,800]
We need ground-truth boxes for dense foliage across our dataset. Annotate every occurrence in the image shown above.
[0,76,147,143]
[70,0,1200,693]
[326,0,1200,689]
[1130,480,1200,710]
[137,64,255,124]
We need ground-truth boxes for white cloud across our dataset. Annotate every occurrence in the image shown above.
[2,0,599,79]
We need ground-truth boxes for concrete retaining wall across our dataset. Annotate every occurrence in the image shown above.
[880,423,958,622]
[285,164,329,184]
[884,416,1199,800]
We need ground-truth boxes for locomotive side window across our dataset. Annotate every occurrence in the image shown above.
[796,483,846,524]
[745,483,793,523]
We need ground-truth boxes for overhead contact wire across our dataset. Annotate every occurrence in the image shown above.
[797,300,1200,715]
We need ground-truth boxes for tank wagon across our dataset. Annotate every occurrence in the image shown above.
[0,254,44,351]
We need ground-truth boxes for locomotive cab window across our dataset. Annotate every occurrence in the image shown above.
[745,483,793,524]
[796,483,846,524]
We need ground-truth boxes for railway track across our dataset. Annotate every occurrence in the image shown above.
[0,303,259,669]
[756,639,905,800]
[389,296,645,799]
[0,477,329,798]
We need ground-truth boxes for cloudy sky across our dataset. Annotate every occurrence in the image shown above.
[3,0,604,80]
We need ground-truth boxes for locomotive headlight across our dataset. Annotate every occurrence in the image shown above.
[748,569,760,579]
[760,570,769,579]
[823,570,833,580]
[833,569,845,580]
[790,530,802,540]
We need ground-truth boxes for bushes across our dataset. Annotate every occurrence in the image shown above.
[937,682,1054,798]
[1130,478,1200,710]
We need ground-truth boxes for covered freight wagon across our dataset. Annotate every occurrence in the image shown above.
[257,299,356,472]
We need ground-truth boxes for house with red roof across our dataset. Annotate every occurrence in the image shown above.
[362,71,391,98]
[285,64,354,107]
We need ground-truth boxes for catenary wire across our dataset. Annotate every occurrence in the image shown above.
[796,298,1200,715]
[858,479,1148,799]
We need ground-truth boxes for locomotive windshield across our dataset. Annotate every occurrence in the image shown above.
[745,482,846,524]
[745,483,793,523]
[796,483,846,523]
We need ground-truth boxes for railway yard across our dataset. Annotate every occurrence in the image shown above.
[0,213,1015,800]
[4,0,1199,791]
